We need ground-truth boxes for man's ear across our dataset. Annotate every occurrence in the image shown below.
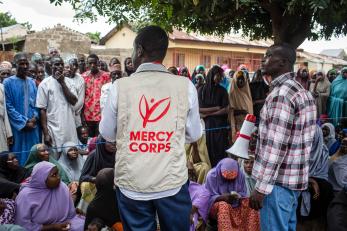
[137,44,144,58]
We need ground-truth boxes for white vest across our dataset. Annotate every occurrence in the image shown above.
[115,70,190,192]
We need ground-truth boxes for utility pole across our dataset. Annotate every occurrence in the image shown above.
[0,27,4,51]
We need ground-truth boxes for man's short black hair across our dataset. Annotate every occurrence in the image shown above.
[13,52,28,63]
[269,43,296,66]
[87,53,99,62]
[134,25,168,61]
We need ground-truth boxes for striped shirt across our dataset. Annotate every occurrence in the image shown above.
[252,72,317,195]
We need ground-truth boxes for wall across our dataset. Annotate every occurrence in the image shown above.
[24,24,91,55]
[163,47,264,72]
[105,27,136,49]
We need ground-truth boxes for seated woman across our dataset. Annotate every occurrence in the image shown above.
[297,126,334,230]
[205,158,259,231]
[58,142,85,198]
[77,137,116,213]
[322,123,340,155]
[329,137,347,193]
[185,120,211,184]
[327,186,347,231]
[85,168,122,231]
[0,152,29,198]
[0,198,15,225]
[15,161,84,231]
[189,181,211,231]
[24,144,70,185]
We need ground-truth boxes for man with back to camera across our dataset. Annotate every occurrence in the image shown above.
[99,25,202,231]
[249,43,316,231]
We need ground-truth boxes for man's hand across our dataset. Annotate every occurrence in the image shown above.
[249,190,265,210]
[44,133,53,147]
[7,136,13,146]
[24,120,35,130]
[309,178,320,200]
[29,117,37,126]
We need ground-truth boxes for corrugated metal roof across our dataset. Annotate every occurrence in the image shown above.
[297,50,347,65]
[320,49,345,58]
[168,29,272,47]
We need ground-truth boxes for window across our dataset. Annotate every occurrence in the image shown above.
[175,53,185,67]
[202,55,211,68]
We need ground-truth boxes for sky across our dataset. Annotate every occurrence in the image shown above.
[2,0,347,54]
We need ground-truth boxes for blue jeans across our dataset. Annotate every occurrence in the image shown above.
[260,185,300,231]
[115,182,192,231]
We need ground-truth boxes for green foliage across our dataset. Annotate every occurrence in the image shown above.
[21,22,33,31]
[48,0,347,48]
[0,12,17,28]
[86,31,101,43]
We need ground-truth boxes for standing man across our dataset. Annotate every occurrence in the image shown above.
[36,56,79,159]
[66,58,85,127]
[82,54,110,137]
[99,26,202,231]
[250,44,316,231]
[77,54,86,74]
[3,53,40,165]
[100,63,123,111]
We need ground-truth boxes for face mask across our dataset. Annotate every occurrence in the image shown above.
[222,170,238,180]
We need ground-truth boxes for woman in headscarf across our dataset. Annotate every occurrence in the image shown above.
[0,198,15,225]
[77,137,116,213]
[192,65,206,84]
[24,144,70,185]
[205,158,260,231]
[189,181,211,231]
[0,152,29,198]
[310,71,331,117]
[329,137,347,193]
[296,67,310,90]
[15,161,84,231]
[178,66,192,80]
[249,69,269,125]
[198,66,230,167]
[58,142,85,200]
[84,168,121,231]
[328,67,347,126]
[322,123,340,156]
[58,142,85,182]
[327,69,337,83]
[297,126,334,231]
[229,70,253,141]
[124,57,134,76]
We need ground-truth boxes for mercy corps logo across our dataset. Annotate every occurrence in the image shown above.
[129,95,173,153]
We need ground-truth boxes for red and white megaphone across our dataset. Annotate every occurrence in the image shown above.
[226,114,256,159]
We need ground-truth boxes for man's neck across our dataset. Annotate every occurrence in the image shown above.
[17,75,26,79]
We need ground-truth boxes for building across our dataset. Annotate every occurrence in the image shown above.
[297,50,347,73]
[24,24,91,57]
[320,49,346,60]
[0,24,27,51]
[100,25,272,72]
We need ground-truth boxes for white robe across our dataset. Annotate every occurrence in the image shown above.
[36,76,79,153]
[0,83,12,152]
[69,74,85,127]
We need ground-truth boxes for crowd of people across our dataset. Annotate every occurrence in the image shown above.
[0,25,346,231]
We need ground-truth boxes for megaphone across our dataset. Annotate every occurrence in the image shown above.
[226,114,256,159]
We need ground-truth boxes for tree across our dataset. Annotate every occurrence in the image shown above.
[0,12,32,31]
[49,0,347,48]
[0,12,17,28]
[86,31,101,43]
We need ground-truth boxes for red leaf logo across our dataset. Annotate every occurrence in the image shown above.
[139,95,171,128]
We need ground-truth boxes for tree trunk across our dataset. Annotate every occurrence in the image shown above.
[260,1,312,48]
